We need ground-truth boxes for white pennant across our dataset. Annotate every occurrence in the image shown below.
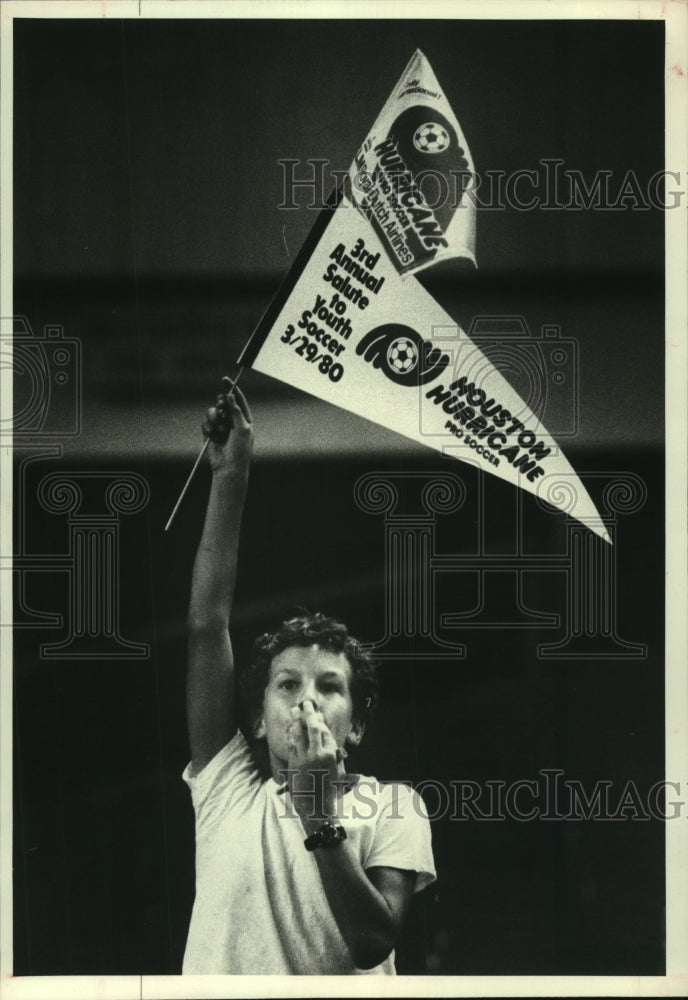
[347,48,476,275]
[239,53,609,543]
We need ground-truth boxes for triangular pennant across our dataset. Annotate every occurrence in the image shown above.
[239,189,608,541]
[347,48,476,275]
[239,54,609,543]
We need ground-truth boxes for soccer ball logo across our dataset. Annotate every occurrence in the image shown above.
[357,323,449,386]
[413,122,450,154]
[387,337,419,374]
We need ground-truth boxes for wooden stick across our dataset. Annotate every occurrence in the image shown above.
[164,370,244,532]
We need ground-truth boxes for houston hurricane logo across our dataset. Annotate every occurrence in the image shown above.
[356,324,449,386]
[388,105,470,228]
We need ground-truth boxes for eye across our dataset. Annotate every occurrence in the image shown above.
[320,682,343,695]
[278,679,298,691]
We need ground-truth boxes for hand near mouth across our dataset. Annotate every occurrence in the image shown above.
[285,700,344,824]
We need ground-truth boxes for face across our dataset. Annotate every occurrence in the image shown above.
[255,644,364,778]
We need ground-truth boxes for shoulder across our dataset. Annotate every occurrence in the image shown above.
[182,729,264,826]
[183,728,253,784]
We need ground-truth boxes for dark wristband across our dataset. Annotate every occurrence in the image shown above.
[304,820,347,852]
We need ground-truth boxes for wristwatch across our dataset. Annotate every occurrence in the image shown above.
[304,819,347,851]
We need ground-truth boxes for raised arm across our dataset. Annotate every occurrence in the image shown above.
[187,381,253,774]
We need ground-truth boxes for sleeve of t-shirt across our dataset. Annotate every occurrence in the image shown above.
[181,730,260,832]
[364,782,437,894]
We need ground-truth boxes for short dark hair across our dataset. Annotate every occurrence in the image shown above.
[239,612,379,732]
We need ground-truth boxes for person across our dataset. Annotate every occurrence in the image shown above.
[182,379,436,975]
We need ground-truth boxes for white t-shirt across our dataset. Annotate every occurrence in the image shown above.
[182,730,436,975]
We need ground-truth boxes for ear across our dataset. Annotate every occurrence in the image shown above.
[346,719,365,747]
[253,714,266,740]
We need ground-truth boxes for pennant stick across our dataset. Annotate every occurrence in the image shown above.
[164,369,244,533]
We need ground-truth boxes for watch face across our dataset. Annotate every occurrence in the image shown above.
[305,822,347,851]
[322,824,340,846]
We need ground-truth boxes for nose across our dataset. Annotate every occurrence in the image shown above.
[299,694,319,713]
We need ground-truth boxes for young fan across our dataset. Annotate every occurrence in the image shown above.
[182,380,435,975]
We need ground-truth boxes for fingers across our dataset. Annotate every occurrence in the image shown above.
[287,706,306,754]
[202,403,231,444]
[222,380,253,428]
[301,700,325,753]
[291,701,339,759]
[288,704,320,747]
[286,706,342,820]
[202,376,251,443]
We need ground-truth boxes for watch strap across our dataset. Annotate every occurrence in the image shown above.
[304,820,347,851]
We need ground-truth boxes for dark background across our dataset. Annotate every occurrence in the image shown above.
[11,16,665,976]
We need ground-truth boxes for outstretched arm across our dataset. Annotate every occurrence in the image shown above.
[187,381,253,774]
